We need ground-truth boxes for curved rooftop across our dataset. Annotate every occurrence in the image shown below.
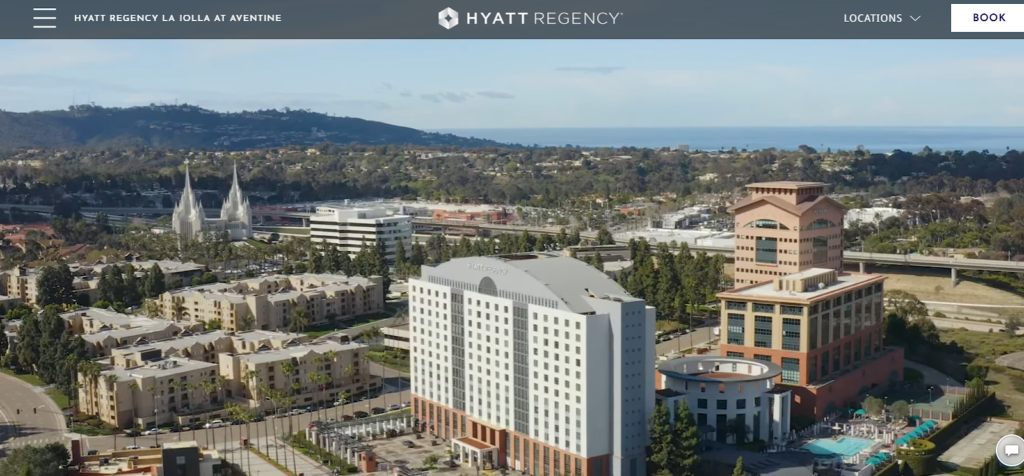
[658,355,782,383]
[422,255,636,314]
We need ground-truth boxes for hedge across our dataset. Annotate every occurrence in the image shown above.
[896,440,937,476]
[876,460,901,476]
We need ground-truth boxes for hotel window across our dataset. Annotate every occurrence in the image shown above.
[832,348,840,373]
[781,357,800,384]
[865,334,873,357]
[782,318,801,351]
[843,342,851,367]
[854,338,862,362]
[808,355,817,382]
[753,303,775,314]
[754,316,772,348]
[697,398,708,409]
[844,306,853,336]
[727,314,746,345]
[812,237,829,264]
[745,219,789,230]
[727,301,748,311]
[781,305,803,316]
[820,314,830,346]
[832,310,841,341]
[755,237,778,264]
[727,351,745,358]
[753,354,772,363]
[736,399,746,410]
[717,399,728,410]
[809,316,819,350]
[820,351,829,377]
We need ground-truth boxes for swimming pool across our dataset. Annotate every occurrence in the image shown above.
[802,437,875,457]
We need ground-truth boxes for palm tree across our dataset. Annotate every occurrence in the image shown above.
[103,374,119,449]
[128,382,140,447]
[145,385,158,429]
[238,314,255,332]
[171,381,189,439]
[200,380,218,450]
[362,354,376,412]
[172,299,187,323]
[287,307,309,333]
[342,363,356,416]
[225,402,239,459]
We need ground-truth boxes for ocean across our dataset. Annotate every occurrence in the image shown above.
[434,127,1024,152]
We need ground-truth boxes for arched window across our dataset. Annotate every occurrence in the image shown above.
[743,219,789,230]
[806,218,837,230]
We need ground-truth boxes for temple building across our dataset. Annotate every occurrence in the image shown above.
[172,162,252,241]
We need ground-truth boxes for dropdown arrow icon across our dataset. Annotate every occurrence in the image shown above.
[910,15,921,21]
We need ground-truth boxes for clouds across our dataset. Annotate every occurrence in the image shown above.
[418,91,514,103]
[555,66,624,74]
[476,91,515,99]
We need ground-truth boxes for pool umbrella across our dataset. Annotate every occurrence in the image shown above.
[855,409,867,416]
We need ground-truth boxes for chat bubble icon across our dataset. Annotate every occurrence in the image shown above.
[1006,445,1020,457]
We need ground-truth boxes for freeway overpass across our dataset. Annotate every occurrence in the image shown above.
[7,205,1022,282]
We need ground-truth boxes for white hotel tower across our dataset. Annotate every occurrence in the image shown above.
[409,255,655,476]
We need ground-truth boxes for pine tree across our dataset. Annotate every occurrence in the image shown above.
[648,403,676,475]
[410,243,426,266]
[673,399,701,476]
[395,240,407,268]
[36,263,75,307]
[588,253,605,271]
[732,457,745,476]
[145,263,166,297]
[15,311,41,373]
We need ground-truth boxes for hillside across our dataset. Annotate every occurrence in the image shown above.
[0,104,508,150]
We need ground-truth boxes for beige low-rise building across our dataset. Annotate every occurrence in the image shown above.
[72,440,221,476]
[109,329,310,367]
[78,356,221,429]
[0,260,206,306]
[219,340,375,414]
[154,273,385,332]
[381,324,410,351]
[61,308,203,356]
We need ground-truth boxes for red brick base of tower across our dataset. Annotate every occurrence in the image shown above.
[411,394,611,476]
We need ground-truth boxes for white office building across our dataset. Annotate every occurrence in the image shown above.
[410,255,655,476]
[309,207,412,264]
[655,356,792,446]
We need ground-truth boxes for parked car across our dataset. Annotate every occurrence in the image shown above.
[124,445,141,450]
[253,414,265,422]
[169,425,182,433]
[400,402,411,408]
[354,411,369,419]
[188,422,202,430]
[141,428,165,436]
[371,407,386,415]
[124,429,141,437]
[402,440,415,448]
[341,414,355,421]
[204,420,225,429]
[86,450,99,456]
[387,404,401,412]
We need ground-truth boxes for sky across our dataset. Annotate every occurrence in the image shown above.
[1,39,1023,129]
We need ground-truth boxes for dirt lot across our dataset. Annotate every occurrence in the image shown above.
[863,265,1024,308]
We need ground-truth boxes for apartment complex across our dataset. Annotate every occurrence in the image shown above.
[218,340,372,413]
[78,356,221,429]
[154,273,384,332]
[729,182,844,286]
[77,329,336,428]
[719,181,902,418]
[62,307,204,356]
[309,207,413,264]
[0,260,205,305]
[410,255,655,476]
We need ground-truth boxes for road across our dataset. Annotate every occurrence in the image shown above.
[0,373,68,453]
[655,325,717,357]
[79,389,412,453]
[929,315,1023,335]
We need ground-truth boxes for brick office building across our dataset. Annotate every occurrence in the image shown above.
[718,182,904,418]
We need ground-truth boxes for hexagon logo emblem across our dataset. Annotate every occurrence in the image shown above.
[439,7,459,29]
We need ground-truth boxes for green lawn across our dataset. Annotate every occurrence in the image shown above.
[367,350,410,373]
[303,306,402,337]
[1,368,47,386]
[46,389,71,410]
